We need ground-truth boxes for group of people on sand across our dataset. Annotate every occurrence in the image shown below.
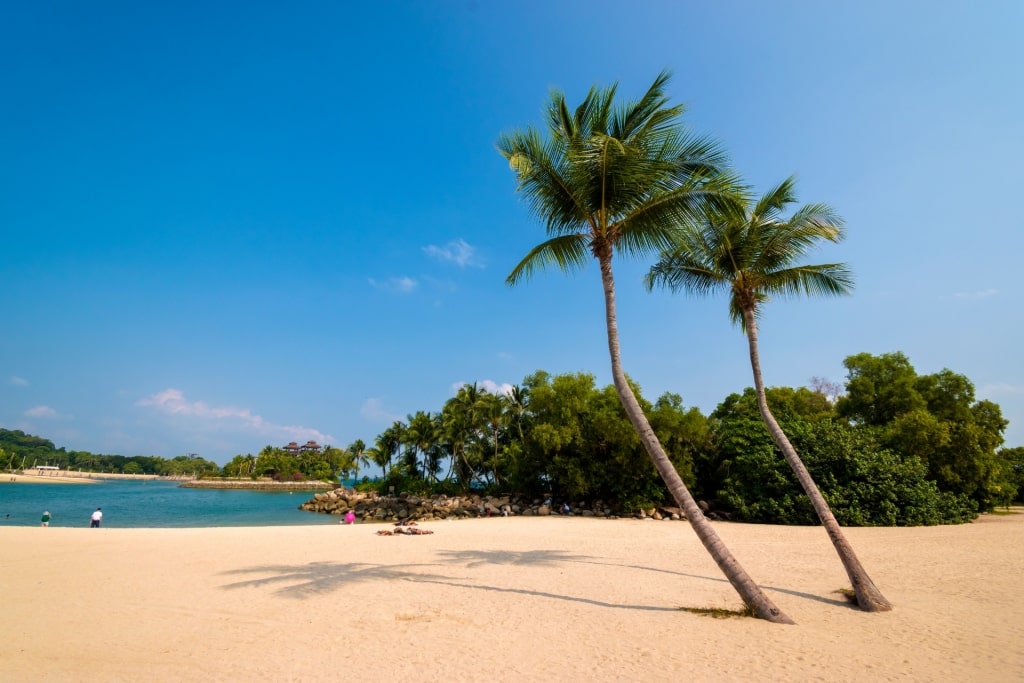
[35,507,104,527]
[376,520,434,536]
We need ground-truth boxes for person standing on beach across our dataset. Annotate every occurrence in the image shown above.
[90,507,102,528]
[41,511,50,527]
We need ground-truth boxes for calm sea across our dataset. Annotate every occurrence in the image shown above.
[0,479,333,528]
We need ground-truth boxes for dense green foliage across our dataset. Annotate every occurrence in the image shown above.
[351,370,705,511]
[837,352,1009,509]
[0,428,220,476]
[701,394,975,525]
[220,444,359,482]
[355,352,1015,525]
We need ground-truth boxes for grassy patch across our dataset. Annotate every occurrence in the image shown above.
[834,588,858,604]
[678,604,755,619]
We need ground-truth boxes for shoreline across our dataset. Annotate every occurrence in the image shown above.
[1,470,178,485]
[2,510,1021,681]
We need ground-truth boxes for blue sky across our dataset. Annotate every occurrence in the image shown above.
[2,0,1022,464]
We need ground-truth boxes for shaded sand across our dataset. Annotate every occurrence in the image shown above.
[2,513,1022,682]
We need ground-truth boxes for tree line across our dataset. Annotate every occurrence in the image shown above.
[344,352,1020,522]
[0,429,220,477]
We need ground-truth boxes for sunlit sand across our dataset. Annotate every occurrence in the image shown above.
[2,512,1021,681]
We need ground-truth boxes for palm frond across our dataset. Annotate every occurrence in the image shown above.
[750,176,797,225]
[645,176,855,328]
[506,233,591,286]
[497,128,585,236]
[501,72,739,282]
[645,244,729,296]
[757,263,854,299]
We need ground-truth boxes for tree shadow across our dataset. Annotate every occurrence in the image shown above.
[219,561,451,599]
[217,556,672,612]
[434,548,585,568]
[576,559,852,608]
[219,548,850,612]
[436,549,850,608]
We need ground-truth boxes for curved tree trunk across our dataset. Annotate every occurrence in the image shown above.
[599,253,794,624]
[742,307,892,612]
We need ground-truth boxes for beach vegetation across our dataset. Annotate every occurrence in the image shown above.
[838,352,1010,510]
[704,407,976,526]
[678,604,756,619]
[0,429,221,477]
[645,177,891,610]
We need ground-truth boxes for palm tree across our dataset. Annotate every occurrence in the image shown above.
[645,176,892,612]
[366,432,398,480]
[499,71,793,623]
[346,439,369,475]
[406,411,439,481]
[441,383,486,485]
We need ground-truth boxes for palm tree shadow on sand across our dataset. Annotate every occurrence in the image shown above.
[574,559,853,609]
[440,549,851,609]
[219,562,451,599]
[219,548,849,611]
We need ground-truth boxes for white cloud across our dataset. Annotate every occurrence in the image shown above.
[359,398,403,424]
[449,380,514,396]
[952,288,998,301]
[25,405,58,418]
[368,276,419,293]
[423,238,484,268]
[9,376,29,387]
[136,389,333,444]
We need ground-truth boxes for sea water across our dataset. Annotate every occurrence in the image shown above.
[0,479,333,528]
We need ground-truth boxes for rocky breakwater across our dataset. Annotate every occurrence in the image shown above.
[300,489,695,522]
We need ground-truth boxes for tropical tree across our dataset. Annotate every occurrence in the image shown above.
[441,383,488,485]
[366,432,398,479]
[499,72,793,623]
[645,176,891,611]
[346,439,369,474]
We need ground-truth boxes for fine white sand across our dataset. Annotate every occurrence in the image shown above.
[2,512,1022,682]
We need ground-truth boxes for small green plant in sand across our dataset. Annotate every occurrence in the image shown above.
[679,604,756,619]
[835,588,858,604]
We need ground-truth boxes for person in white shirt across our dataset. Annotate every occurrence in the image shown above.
[90,507,103,528]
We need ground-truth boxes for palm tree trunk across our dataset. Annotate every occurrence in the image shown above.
[742,307,892,612]
[598,253,793,624]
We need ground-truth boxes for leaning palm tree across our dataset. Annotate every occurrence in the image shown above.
[645,176,892,612]
[499,71,793,623]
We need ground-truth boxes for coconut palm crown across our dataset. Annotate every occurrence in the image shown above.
[500,70,739,284]
[645,175,853,325]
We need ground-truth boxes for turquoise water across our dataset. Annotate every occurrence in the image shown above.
[0,479,332,528]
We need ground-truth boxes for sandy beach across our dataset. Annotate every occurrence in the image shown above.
[2,512,1022,682]
[3,470,165,485]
